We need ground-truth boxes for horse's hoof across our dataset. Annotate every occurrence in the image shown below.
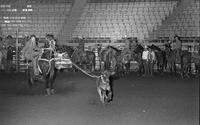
[46,88,51,96]
[50,89,55,95]
[44,92,50,96]
[186,74,190,78]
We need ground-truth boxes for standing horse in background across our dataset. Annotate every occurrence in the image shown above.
[0,36,8,71]
[191,52,200,76]
[165,45,176,74]
[27,48,56,95]
[56,45,75,58]
[165,46,191,77]
[181,50,191,78]
[119,48,132,75]
[131,44,144,76]
[0,47,7,71]
[100,46,120,74]
[71,47,95,72]
[149,44,166,73]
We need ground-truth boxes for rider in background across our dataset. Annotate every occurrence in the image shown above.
[173,35,182,63]
[22,35,42,75]
[165,40,172,50]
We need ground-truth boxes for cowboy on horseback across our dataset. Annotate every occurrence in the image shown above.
[22,35,42,76]
[165,40,172,50]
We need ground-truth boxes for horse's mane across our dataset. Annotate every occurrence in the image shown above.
[106,45,121,53]
[134,44,144,53]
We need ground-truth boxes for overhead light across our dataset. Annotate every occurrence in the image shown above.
[12,9,17,11]
[27,5,32,8]
[28,9,33,11]
[22,9,27,11]
[4,20,10,23]
[3,16,9,19]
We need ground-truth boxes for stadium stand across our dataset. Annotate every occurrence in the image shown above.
[0,0,199,45]
[0,0,72,38]
[72,0,179,41]
[151,0,200,39]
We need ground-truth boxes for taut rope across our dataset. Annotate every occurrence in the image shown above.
[72,63,100,79]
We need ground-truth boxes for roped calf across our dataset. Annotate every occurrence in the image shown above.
[96,70,113,104]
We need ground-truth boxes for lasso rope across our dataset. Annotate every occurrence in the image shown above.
[72,63,100,79]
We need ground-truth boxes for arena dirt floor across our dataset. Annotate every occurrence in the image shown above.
[0,71,199,125]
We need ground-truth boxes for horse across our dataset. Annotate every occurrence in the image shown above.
[100,46,121,75]
[120,47,132,74]
[165,46,192,78]
[0,47,7,71]
[27,48,56,95]
[56,45,75,58]
[191,52,200,76]
[181,50,192,78]
[149,44,166,73]
[71,47,95,72]
[164,46,176,74]
[131,44,144,76]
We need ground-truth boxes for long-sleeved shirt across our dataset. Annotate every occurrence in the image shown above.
[142,50,149,60]
[174,39,182,50]
[148,51,156,62]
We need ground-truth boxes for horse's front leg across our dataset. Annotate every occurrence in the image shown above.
[107,90,113,102]
[44,75,51,96]
[27,67,35,87]
[97,87,103,103]
[49,67,56,95]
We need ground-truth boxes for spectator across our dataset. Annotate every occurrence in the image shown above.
[173,35,182,63]
[142,45,149,77]
[148,47,156,76]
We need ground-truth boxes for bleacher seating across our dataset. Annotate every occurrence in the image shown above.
[72,1,178,40]
[0,0,199,43]
[155,0,200,38]
[0,0,72,38]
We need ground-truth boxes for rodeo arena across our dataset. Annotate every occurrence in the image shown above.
[0,0,199,125]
